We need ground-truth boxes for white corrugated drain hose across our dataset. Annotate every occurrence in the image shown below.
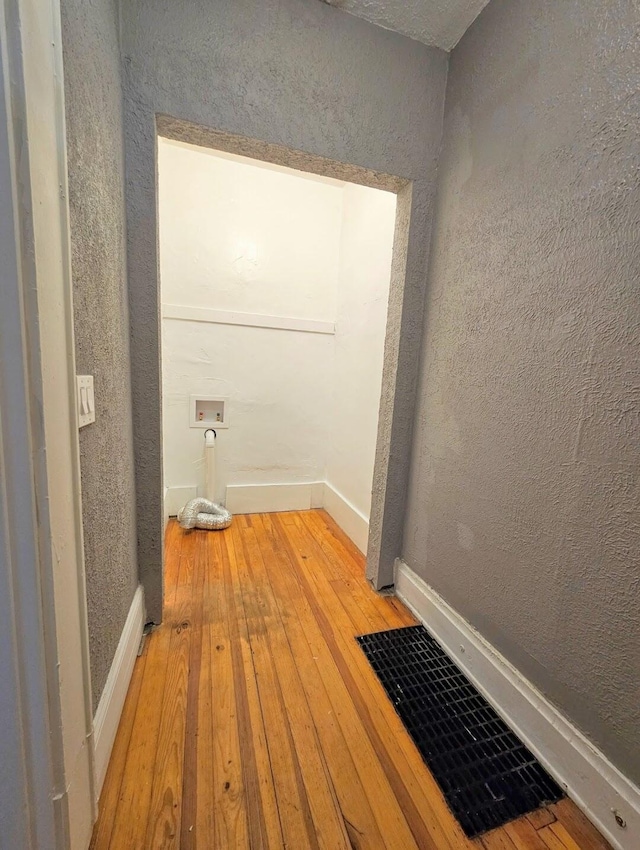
[178,496,232,530]
[177,429,232,530]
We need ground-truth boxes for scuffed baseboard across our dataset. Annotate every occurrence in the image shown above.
[164,485,197,518]
[93,584,145,796]
[322,481,369,554]
[226,482,322,514]
[223,480,369,554]
[167,478,370,553]
[394,560,640,850]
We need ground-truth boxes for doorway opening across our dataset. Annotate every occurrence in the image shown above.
[147,115,413,612]
[158,135,398,558]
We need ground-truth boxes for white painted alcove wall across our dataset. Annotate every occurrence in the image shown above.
[159,138,396,550]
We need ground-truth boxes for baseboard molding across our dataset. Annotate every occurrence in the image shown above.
[225,482,323,514]
[310,481,325,509]
[165,485,197,517]
[323,482,369,554]
[394,561,640,850]
[93,585,145,796]
[163,487,170,528]
[224,481,370,555]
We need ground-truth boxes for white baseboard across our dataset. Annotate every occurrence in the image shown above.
[323,482,369,554]
[223,481,370,555]
[310,481,325,509]
[225,482,322,514]
[93,585,145,796]
[164,485,197,517]
[394,561,640,850]
[163,487,170,528]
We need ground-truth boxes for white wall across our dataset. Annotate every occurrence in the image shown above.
[159,139,342,506]
[160,140,341,321]
[159,138,396,549]
[327,184,396,522]
[162,320,334,503]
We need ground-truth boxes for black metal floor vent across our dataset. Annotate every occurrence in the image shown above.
[356,625,563,837]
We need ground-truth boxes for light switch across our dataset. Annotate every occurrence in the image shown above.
[77,375,95,428]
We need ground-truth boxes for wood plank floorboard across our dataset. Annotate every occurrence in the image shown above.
[91,510,613,850]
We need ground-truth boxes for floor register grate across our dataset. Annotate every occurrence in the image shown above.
[356,625,563,837]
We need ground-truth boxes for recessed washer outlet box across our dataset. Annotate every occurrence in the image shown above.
[190,396,228,429]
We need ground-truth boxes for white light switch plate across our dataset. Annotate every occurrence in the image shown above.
[76,375,95,428]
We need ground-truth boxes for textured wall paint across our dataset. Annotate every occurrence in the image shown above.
[61,0,138,708]
[328,0,489,50]
[121,0,448,616]
[404,0,640,782]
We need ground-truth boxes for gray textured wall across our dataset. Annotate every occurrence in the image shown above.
[404,0,640,781]
[61,0,139,708]
[120,0,449,618]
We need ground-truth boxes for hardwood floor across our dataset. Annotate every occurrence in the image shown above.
[91,510,612,849]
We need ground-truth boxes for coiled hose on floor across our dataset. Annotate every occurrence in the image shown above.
[178,497,232,531]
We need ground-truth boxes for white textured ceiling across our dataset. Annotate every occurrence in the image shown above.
[325,0,490,50]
